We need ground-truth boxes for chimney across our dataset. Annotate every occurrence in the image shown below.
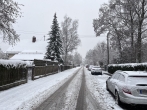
[32,36,36,43]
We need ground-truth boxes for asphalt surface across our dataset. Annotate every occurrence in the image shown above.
[35,68,81,110]
[35,67,102,110]
[76,69,102,110]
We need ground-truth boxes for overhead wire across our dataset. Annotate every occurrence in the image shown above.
[15,30,96,38]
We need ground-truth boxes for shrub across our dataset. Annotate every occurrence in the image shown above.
[0,60,27,86]
[108,63,147,74]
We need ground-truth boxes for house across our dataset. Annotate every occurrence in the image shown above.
[6,36,48,61]
[10,50,45,61]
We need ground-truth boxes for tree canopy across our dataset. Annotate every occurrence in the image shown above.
[93,0,147,63]
[60,15,81,65]
[0,0,21,45]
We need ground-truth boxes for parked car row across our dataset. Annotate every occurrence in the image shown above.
[106,70,147,106]
[86,64,147,107]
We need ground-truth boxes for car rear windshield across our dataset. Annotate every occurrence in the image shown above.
[93,66,100,68]
[93,67,101,69]
[127,76,147,85]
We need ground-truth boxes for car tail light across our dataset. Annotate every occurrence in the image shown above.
[122,87,132,94]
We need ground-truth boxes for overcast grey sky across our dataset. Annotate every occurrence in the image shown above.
[13,0,109,57]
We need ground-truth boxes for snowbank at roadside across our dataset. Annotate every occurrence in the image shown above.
[0,67,80,110]
[84,67,123,110]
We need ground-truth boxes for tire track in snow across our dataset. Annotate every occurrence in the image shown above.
[35,67,82,110]
[76,68,102,110]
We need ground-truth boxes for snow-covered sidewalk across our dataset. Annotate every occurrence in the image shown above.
[0,67,80,110]
[84,67,123,110]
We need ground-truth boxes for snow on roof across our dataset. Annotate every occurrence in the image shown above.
[6,51,21,54]
[10,53,45,61]
[21,50,44,54]
[6,37,48,54]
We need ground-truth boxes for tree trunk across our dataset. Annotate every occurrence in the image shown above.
[137,26,142,63]
[137,0,145,63]
[130,27,135,63]
[115,29,122,63]
[107,32,110,65]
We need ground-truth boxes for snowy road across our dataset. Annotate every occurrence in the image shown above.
[76,69,101,110]
[36,67,82,110]
[36,67,102,110]
[1,67,147,110]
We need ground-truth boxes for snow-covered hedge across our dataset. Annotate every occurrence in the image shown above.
[108,63,147,74]
[0,59,27,69]
[0,60,28,88]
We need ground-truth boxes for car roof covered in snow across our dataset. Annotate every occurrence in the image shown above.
[92,66,100,68]
[121,71,147,76]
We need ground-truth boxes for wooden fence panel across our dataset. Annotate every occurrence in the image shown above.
[34,59,58,66]
[0,68,27,90]
[32,65,59,80]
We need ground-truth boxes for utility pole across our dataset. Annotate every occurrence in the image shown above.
[107,31,110,65]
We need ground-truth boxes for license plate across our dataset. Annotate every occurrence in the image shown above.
[140,90,147,95]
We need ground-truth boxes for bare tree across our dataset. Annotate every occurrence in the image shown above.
[108,0,138,62]
[0,0,21,45]
[60,15,81,65]
[73,52,82,66]
[85,49,94,65]
[93,0,147,63]
[93,3,126,63]
[132,0,147,62]
[94,42,107,65]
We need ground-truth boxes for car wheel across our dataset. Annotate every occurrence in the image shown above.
[115,91,121,105]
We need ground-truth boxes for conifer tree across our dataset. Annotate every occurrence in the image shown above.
[45,13,63,63]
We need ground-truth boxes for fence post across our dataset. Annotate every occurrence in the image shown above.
[58,65,60,72]
[32,66,35,80]
[45,63,47,76]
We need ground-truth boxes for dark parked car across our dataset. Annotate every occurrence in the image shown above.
[86,64,89,68]
[106,70,147,105]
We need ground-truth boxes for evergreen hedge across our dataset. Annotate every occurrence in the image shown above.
[108,63,147,74]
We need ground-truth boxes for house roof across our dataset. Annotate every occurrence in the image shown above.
[6,37,48,54]
[6,37,48,60]
[10,52,45,61]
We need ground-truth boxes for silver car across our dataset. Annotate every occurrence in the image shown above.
[106,71,147,105]
[91,66,102,75]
